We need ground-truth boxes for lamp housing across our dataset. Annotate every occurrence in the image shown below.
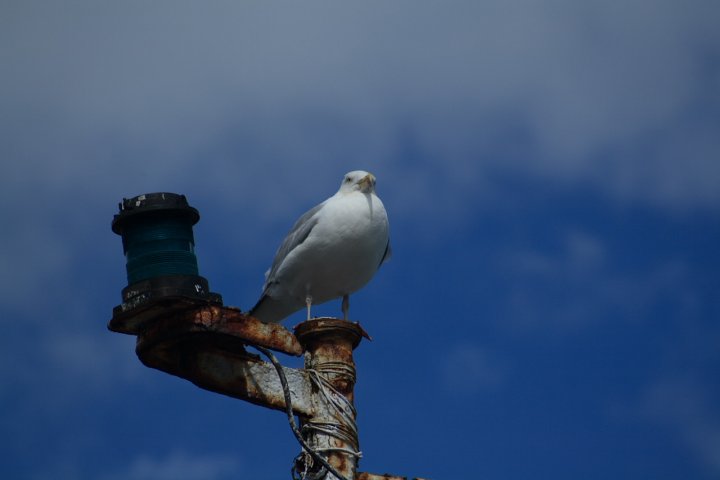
[111,192,222,324]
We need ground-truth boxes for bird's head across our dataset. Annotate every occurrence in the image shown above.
[339,170,377,194]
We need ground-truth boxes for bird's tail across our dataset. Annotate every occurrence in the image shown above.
[248,294,300,324]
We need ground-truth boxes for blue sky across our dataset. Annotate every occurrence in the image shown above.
[1,1,719,479]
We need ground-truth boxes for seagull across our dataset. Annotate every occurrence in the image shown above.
[249,170,391,324]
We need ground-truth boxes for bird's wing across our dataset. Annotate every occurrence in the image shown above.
[263,200,326,288]
[379,239,392,266]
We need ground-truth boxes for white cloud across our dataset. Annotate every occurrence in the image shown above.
[0,1,716,352]
[22,451,242,480]
[499,230,695,332]
[100,451,242,480]
[43,332,143,390]
[641,378,720,475]
[0,221,71,311]
[1,0,718,216]
[27,448,244,480]
[0,330,145,438]
[508,230,606,278]
[440,344,505,396]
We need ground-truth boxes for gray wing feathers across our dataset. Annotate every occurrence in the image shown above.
[263,201,325,288]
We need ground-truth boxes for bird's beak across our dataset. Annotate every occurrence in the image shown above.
[358,173,376,193]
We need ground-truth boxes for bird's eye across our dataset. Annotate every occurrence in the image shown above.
[344,177,352,183]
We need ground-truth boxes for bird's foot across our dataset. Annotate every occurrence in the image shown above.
[305,295,313,321]
[341,294,350,321]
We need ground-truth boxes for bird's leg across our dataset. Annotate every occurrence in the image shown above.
[305,294,313,321]
[341,294,349,321]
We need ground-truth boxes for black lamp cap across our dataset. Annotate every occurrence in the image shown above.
[112,192,200,235]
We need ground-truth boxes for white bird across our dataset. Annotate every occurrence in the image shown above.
[249,170,391,323]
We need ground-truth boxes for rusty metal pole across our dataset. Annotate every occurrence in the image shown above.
[109,304,428,479]
[294,318,365,480]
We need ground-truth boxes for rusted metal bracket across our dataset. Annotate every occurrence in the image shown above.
[110,301,311,414]
[108,300,428,479]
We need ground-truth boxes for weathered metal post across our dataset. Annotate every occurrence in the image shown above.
[294,319,364,479]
